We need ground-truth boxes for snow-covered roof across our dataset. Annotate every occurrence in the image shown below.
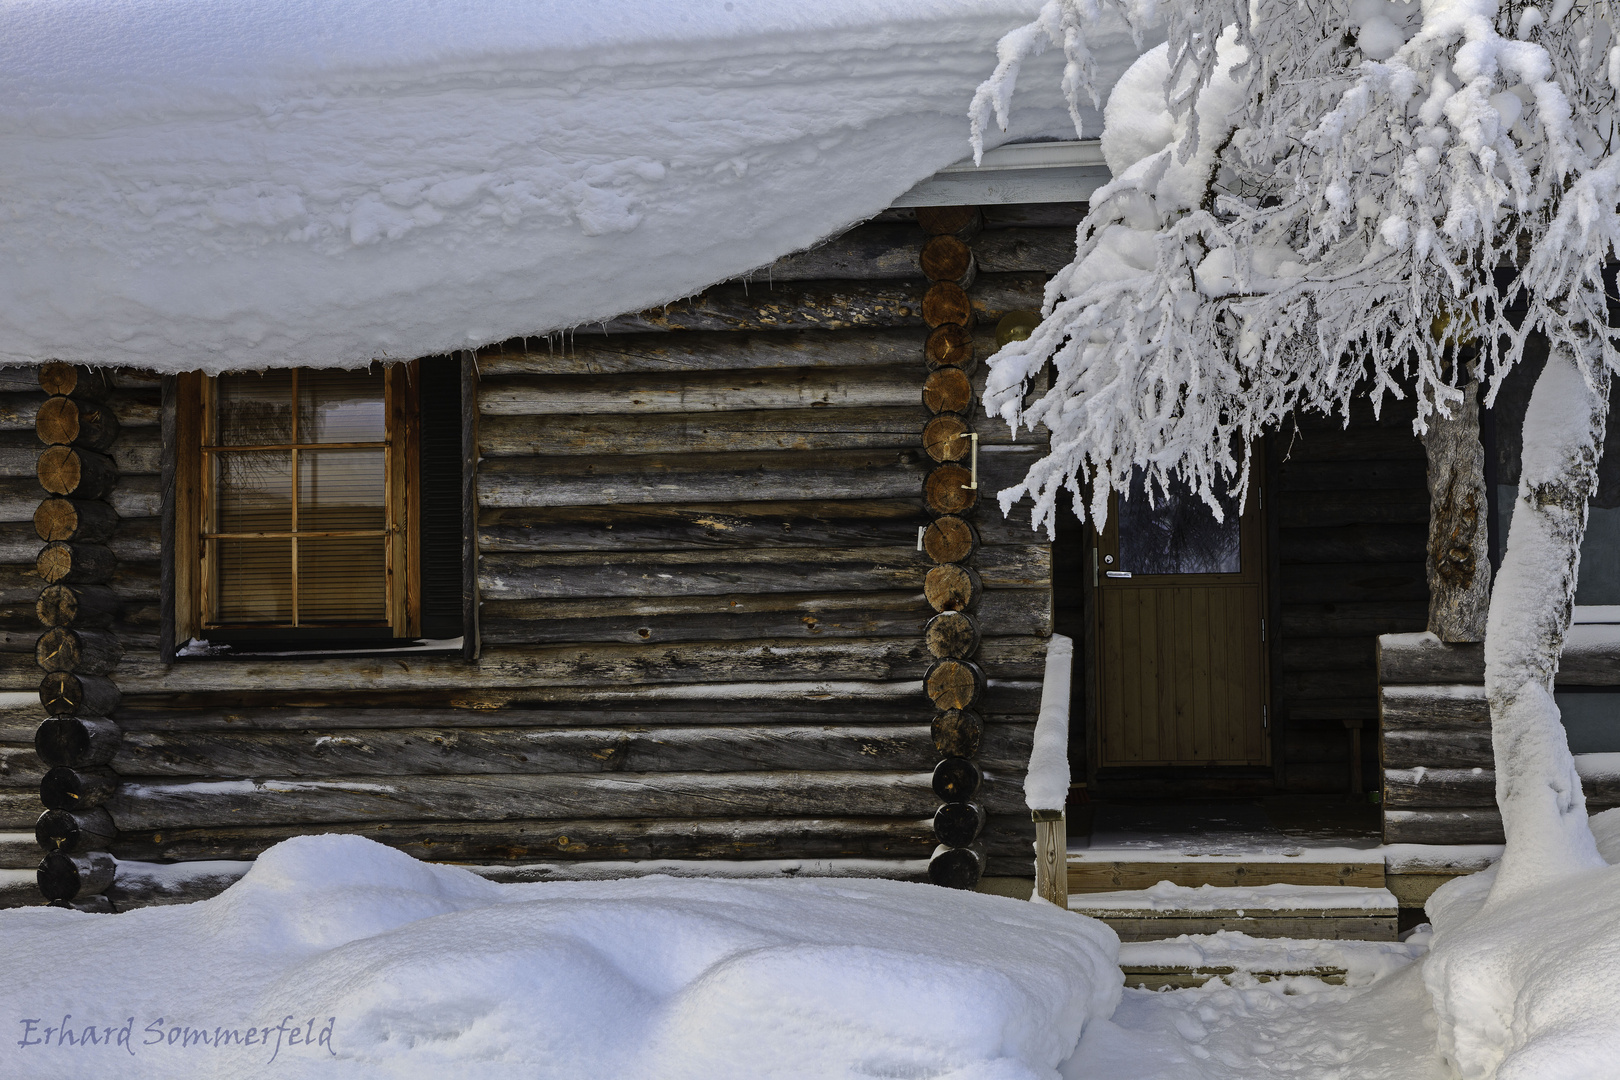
[0,0,1144,373]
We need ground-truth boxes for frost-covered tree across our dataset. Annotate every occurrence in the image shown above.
[972,0,1614,908]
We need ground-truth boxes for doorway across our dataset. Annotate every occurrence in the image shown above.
[1091,468,1271,768]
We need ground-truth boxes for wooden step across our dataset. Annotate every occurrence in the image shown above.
[1069,852,1385,893]
[1117,931,1424,990]
[1068,882,1399,941]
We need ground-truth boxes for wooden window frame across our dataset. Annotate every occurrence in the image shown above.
[171,363,422,645]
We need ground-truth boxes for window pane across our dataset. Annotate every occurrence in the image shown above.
[214,451,291,533]
[1557,692,1620,753]
[1118,469,1242,575]
[299,368,385,443]
[213,538,292,623]
[216,371,292,446]
[298,538,387,623]
[298,450,385,532]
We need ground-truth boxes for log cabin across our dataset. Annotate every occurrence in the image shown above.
[1,139,1617,920]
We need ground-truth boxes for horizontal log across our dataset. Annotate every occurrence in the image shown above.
[36,627,124,675]
[973,228,1077,274]
[37,542,116,586]
[1278,525,1428,564]
[110,678,1044,719]
[35,395,120,452]
[478,448,931,508]
[41,672,122,717]
[981,203,1086,228]
[1279,669,1374,700]
[478,545,1048,600]
[37,584,121,629]
[1379,684,1488,729]
[35,806,118,854]
[112,815,936,863]
[1381,728,1493,770]
[478,365,920,417]
[41,765,120,809]
[107,474,160,519]
[479,406,929,457]
[1382,809,1504,845]
[106,770,1027,829]
[480,590,1048,646]
[0,389,159,431]
[1277,489,1429,528]
[106,517,161,562]
[1280,602,1428,637]
[477,329,926,377]
[38,850,116,902]
[597,279,925,334]
[0,788,40,827]
[763,223,925,280]
[114,724,939,778]
[116,637,1052,693]
[35,715,121,768]
[0,743,42,786]
[37,445,118,501]
[37,363,110,400]
[1380,626,1620,686]
[32,497,119,545]
[1383,767,1620,809]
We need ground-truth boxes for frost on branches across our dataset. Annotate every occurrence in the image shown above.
[974,1,1619,1071]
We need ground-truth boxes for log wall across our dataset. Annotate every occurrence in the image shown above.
[1378,631,1620,843]
[68,212,1075,901]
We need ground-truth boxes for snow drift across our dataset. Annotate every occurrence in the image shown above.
[0,0,1144,372]
[0,835,1122,1079]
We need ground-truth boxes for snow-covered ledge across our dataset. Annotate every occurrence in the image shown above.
[1025,633,1074,906]
[893,139,1109,206]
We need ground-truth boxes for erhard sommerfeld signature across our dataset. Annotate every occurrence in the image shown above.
[15,1015,337,1063]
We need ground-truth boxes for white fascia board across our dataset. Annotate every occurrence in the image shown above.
[893,139,1109,207]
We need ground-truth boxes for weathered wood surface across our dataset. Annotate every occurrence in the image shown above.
[1098,915,1397,943]
[37,542,117,586]
[1379,628,1620,685]
[1385,766,1620,808]
[0,743,42,785]
[114,724,939,778]
[479,406,927,456]
[35,806,117,854]
[588,274,1045,335]
[1277,489,1429,528]
[41,764,121,809]
[480,588,1050,646]
[1280,602,1429,637]
[1278,525,1428,564]
[479,366,921,416]
[478,329,930,376]
[1383,808,1505,844]
[34,715,122,767]
[37,584,121,629]
[0,389,159,431]
[1423,383,1492,641]
[754,224,1072,281]
[476,445,1041,510]
[106,770,1027,829]
[1070,860,1384,892]
[115,638,1052,693]
[36,627,124,675]
[1381,729,1493,769]
[36,445,118,500]
[34,395,120,453]
[1280,636,1375,673]
[31,497,120,545]
[478,544,1048,600]
[1380,684,1488,728]
[112,815,936,863]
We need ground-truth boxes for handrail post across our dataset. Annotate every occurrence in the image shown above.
[1032,807,1067,907]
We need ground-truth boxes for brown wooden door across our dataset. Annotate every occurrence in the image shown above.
[1093,468,1270,767]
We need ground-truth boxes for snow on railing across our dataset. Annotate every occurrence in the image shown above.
[1024,634,1073,906]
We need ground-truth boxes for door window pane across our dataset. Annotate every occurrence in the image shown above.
[1118,469,1242,575]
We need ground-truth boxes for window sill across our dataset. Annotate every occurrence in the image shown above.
[176,636,464,661]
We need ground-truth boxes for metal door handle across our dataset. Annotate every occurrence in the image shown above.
[1105,571,1132,578]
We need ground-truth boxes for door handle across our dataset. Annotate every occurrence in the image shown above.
[1105,571,1132,578]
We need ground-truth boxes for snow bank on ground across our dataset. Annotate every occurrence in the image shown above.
[1063,959,1445,1079]
[1118,930,1427,989]
[0,0,1141,372]
[0,835,1121,1079]
[1421,807,1620,1080]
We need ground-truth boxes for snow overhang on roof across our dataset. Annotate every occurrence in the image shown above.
[893,140,1109,206]
[0,1,1143,372]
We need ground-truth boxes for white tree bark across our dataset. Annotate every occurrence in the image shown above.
[1484,345,1610,902]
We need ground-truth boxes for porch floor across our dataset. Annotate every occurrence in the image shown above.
[1068,796,1383,856]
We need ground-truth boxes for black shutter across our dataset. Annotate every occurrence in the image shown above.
[417,358,465,639]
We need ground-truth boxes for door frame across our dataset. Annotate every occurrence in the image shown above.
[1083,457,1279,781]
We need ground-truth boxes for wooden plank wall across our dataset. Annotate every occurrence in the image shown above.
[1273,398,1431,794]
[79,205,1076,893]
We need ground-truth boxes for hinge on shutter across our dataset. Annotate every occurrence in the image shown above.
[1263,704,1269,730]
[1260,618,1267,643]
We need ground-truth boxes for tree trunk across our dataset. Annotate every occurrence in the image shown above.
[1423,381,1492,641]
[1484,345,1610,901]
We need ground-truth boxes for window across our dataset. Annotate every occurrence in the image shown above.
[170,359,467,653]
